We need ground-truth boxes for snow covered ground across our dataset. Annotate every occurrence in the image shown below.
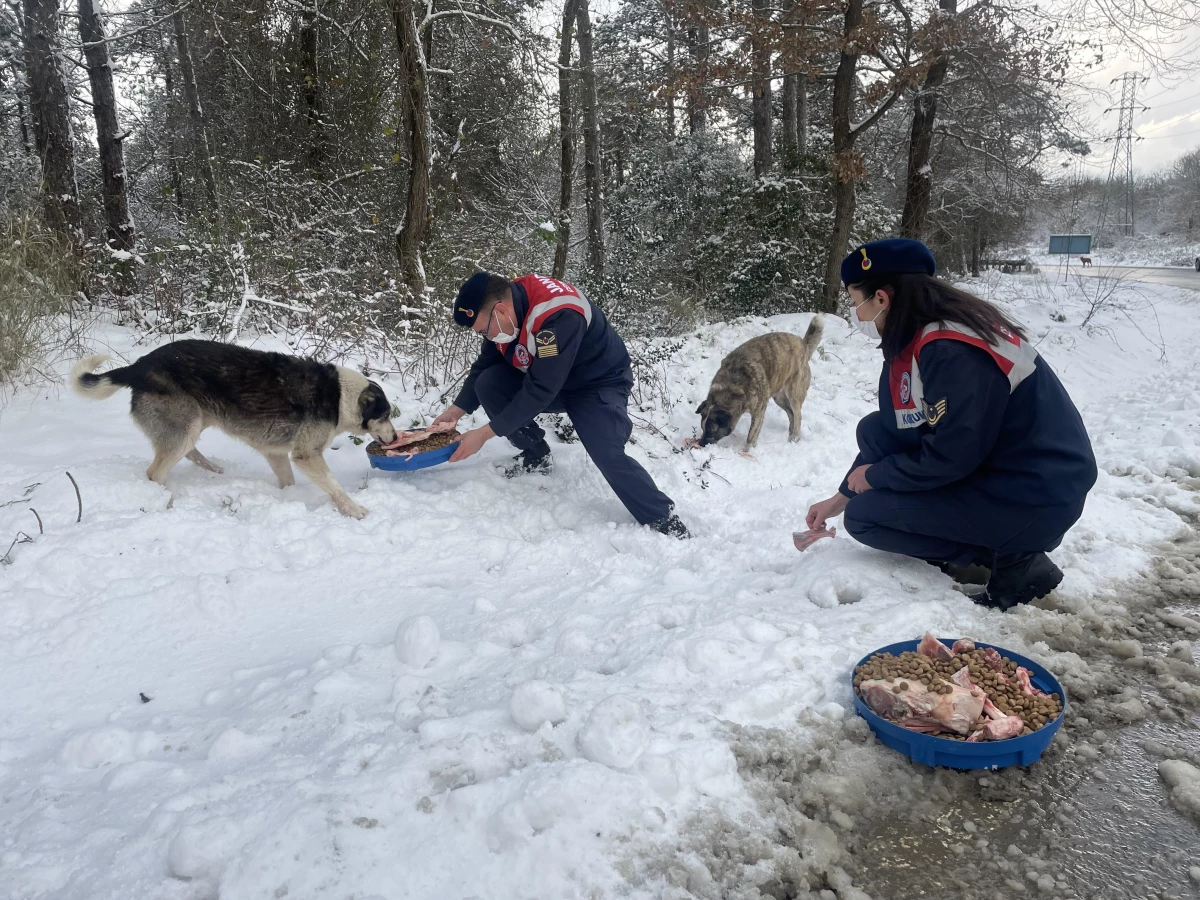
[2,271,1199,899]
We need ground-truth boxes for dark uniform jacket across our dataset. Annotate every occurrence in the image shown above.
[841,322,1097,507]
[453,275,632,437]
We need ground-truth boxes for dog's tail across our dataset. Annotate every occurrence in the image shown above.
[70,354,131,400]
[802,314,825,361]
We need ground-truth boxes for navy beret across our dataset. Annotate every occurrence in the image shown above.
[840,238,937,286]
[453,272,490,327]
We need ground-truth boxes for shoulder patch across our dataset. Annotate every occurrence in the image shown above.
[922,396,948,426]
[535,328,559,358]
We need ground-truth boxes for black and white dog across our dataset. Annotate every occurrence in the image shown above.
[71,340,397,518]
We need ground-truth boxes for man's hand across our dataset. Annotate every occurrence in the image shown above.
[847,464,874,494]
[433,405,466,429]
[805,493,850,531]
[449,424,495,462]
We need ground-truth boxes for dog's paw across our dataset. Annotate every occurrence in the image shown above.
[337,500,368,519]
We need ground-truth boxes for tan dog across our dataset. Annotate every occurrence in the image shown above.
[70,340,397,518]
[696,316,823,449]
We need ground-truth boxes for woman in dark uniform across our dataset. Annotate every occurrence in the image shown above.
[805,239,1097,610]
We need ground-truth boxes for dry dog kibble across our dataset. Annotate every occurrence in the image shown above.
[855,633,1063,743]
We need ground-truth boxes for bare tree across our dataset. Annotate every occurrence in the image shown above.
[899,0,955,240]
[750,0,772,175]
[1,3,33,156]
[298,0,326,171]
[553,0,582,279]
[685,11,708,133]
[21,0,81,243]
[664,6,676,137]
[795,72,808,153]
[78,0,134,252]
[820,0,912,310]
[158,28,185,210]
[390,0,430,297]
[781,72,797,158]
[172,8,218,213]
[576,0,605,278]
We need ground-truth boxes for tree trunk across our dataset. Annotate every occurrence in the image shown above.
[22,0,81,244]
[391,0,431,297]
[78,0,135,252]
[17,93,32,155]
[1,11,34,158]
[665,13,675,138]
[820,0,863,311]
[576,0,605,279]
[299,0,326,171]
[899,0,955,240]
[553,0,582,280]
[750,0,772,176]
[781,73,797,162]
[160,32,186,209]
[172,10,219,213]
[970,219,980,277]
[796,72,808,153]
[686,24,708,134]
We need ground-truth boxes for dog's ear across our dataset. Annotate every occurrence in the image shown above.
[359,382,391,427]
[696,400,710,417]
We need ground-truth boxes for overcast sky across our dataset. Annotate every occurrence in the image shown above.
[1073,21,1200,175]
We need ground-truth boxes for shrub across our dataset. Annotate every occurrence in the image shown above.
[0,215,84,395]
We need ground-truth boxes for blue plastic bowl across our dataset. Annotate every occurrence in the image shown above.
[852,638,1066,770]
[366,440,457,472]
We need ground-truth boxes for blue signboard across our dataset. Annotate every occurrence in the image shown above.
[1048,234,1092,255]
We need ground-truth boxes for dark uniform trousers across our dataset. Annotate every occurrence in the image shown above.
[844,412,1086,568]
[474,364,673,525]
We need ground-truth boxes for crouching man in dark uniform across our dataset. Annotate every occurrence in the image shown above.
[806,239,1097,610]
[434,271,690,538]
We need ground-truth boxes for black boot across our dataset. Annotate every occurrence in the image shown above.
[500,440,553,478]
[649,513,691,539]
[929,550,994,586]
[975,552,1063,612]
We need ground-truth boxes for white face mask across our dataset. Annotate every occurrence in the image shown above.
[489,307,517,344]
[852,299,883,341]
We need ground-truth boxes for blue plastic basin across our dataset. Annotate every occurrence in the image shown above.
[366,440,457,472]
[852,638,1067,770]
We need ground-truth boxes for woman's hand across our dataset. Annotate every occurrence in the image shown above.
[806,493,850,531]
[847,464,873,494]
[432,405,466,429]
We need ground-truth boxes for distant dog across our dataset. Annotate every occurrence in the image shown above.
[70,340,398,518]
[696,316,823,449]
[1080,256,1092,267]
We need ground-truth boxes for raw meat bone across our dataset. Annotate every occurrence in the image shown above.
[793,526,835,552]
[860,674,984,736]
[1015,666,1047,696]
[968,715,1025,742]
[968,673,1026,741]
[380,420,456,450]
[917,632,955,661]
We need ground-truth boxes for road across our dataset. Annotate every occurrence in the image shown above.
[1067,264,1200,291]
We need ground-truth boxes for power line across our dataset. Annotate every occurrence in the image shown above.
[1140,126,1200,140]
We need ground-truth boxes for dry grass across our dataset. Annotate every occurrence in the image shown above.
[0,216,87,398]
